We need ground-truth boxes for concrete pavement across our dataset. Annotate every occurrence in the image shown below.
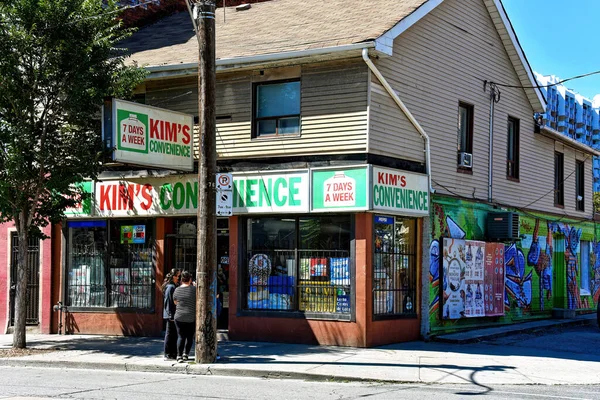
[0,314,598,386]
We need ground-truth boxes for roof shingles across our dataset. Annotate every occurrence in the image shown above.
[122,0,427,67]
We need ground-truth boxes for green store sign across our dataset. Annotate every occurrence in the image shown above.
[311,167,368,211]
[233,172,309,213]
[68,165,430,218]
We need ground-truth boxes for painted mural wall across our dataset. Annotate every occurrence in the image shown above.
[429,196,599,333]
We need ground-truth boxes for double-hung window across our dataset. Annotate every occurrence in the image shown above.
[554,152,564,207]
[576,160,584,211]
[506,117,519,180]
[254,80,300,137]
[457,102,474,169]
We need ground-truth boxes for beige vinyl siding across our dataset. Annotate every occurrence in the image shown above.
[145,62,368,160]
[369,80,425,163]
[369,0,590,218]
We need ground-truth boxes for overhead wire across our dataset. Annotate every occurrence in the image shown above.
[484,69,600,91]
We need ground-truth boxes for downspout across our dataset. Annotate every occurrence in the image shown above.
[361,48,434,341]
[488,92,494,202]
[486,82,500,202]
[361,48,434,194]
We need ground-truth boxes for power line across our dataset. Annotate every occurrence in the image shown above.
[488,70,600,90]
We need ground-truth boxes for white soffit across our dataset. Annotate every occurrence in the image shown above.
[375,0,443,55]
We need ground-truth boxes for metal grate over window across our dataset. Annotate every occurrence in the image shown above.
[243,216,352,316]
[67,220,155,309]
[373,216,417,318]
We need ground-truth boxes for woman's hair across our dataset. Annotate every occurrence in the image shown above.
[161,268,180,292]
[181,270,193,284]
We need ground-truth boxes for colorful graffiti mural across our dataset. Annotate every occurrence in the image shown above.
[526,220,553,310]
[504,243,531,310]
[592,242,600,303]
[429,197,597,334]
[549,222,582,310]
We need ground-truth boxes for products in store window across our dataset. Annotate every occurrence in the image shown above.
[330,257,350,285]
[248,253,272,284]
[336,291,350,313]
[247,288,269,309]
[310,258,328,277]
[269,293,292,310]
[298,282,336,313]
[268,275,295,296]
[299,258,311,280]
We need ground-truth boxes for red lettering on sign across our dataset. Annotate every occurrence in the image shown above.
[165,121,178,142]
[378,172,407,187]
[150,118,160,139]
[100,185,111,210]
[127,135,145,145]
[182,125,190,144]
[140,184,153,210]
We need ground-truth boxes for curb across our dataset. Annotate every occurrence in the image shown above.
[0,358,392,384]
[431,316,594,344]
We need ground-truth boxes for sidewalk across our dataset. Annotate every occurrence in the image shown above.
[0,314,598,386]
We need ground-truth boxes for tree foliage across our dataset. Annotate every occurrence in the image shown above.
[0,0,146,347]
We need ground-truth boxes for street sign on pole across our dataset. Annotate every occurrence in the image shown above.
[216,173,233,216]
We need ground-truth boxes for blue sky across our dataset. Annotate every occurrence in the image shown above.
[502,0,600,101]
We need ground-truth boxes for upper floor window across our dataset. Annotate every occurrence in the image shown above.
[506,117,519,180]
[554,152,564,207]
[576,160,584,211]
[457,102,474,169]
[254,80,300,137]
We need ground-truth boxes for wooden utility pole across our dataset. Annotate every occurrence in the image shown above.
[194,0,217,364]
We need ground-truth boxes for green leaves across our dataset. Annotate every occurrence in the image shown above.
[0,0,146,236]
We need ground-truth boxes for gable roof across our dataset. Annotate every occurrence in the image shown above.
[121,0,544,111]
[122,0,428,67]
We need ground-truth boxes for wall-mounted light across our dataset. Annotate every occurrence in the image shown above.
[577,195,583,201]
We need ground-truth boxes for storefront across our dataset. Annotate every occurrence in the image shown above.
[227,165,428,347]
[58,178,231,336]
[57,165,428,346]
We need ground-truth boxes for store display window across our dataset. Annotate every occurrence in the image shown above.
[244,215,352,317]
[67,219,155,309]
[373,215,417,318]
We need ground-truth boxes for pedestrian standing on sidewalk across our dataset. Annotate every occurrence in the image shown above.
[162,268,180,361]
[173,270,196,363]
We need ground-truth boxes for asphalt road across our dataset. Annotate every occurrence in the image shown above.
[480,323,600,358]
[1,367,600,400]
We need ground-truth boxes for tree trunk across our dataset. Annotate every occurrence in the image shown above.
[12,212,29,349]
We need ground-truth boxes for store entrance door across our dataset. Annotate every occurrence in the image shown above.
[167,218,230,330]
[216,218,230,329]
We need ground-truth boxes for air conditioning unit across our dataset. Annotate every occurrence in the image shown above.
[486,212,520,240]
[457,152,473,168]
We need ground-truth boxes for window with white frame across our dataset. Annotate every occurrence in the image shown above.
[580,240,591,295]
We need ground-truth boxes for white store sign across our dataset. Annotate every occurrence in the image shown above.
[105,99,194,171]
[371,166,429,216]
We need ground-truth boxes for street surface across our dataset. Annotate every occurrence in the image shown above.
[0,367,600,400]
[481,323,600,358]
